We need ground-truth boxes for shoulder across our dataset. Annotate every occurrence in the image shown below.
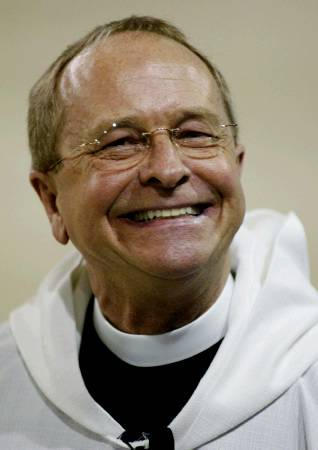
[0,320,31,424]
[296,359,318,446]
[0,320,27,392]
[299,359,318,398]
[0,320,19,366]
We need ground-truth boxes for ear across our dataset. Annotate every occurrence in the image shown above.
[234,144,245,176]
[30,170,69,245]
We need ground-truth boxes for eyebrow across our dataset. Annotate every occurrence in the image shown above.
[77,107,223,145]
[175,108,222,126]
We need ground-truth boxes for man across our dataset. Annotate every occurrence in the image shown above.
[1,15,318,450]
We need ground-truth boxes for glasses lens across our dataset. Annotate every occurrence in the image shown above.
[173,123,229,158]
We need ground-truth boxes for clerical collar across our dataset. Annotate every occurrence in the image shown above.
[93,274,233,367]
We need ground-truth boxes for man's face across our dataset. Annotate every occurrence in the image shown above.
[41,32,245,279]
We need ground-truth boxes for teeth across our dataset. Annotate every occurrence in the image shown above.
[133,206,201,222]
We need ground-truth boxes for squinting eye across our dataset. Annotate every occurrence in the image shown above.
[106,136,141,147]
[89,136,142,155]
[177,130,214,139]
[174,129,220,147]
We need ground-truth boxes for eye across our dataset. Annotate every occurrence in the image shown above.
[105,136,140,148]
[177,129,215,139]
[89,132,142,155]
[174,128,219,147]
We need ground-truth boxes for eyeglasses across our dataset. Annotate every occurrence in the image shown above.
[47,121,237,172]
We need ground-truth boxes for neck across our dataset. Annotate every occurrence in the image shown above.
[87,255,231,334]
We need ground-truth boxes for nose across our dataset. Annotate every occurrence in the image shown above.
[138,130,191,189]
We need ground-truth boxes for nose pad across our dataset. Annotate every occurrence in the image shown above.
[138,131,191,188]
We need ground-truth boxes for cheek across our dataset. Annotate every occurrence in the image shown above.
[56,173,105,232]
[193,157,243,198]
[59,167,136,223]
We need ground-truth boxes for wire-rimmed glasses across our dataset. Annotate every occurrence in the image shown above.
[47,121,237,172]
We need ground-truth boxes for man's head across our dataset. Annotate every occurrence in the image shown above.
[28,16,238,173]
[30,16,245,281]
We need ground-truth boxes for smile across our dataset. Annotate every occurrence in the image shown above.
[121,204,211,223]
[133,206,200,222]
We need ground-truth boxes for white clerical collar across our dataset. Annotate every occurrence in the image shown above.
[93,274,234,367]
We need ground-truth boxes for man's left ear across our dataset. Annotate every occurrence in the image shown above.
[234,144,245,175]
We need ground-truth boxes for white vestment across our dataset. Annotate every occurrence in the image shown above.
[1,209,318,449]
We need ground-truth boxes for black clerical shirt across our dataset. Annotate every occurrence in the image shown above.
[79,298,222,432]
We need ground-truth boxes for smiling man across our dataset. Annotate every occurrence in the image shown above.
[1,16,318,450]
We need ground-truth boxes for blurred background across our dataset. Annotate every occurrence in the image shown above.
[1,0,317,321]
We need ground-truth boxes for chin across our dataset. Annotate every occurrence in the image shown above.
[137,246,220,280]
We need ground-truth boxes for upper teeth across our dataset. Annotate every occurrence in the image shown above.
[133,206,201,221]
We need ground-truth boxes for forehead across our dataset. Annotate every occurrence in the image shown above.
[59,33,225,139]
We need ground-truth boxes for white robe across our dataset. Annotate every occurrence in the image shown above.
[1,209,318,449]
